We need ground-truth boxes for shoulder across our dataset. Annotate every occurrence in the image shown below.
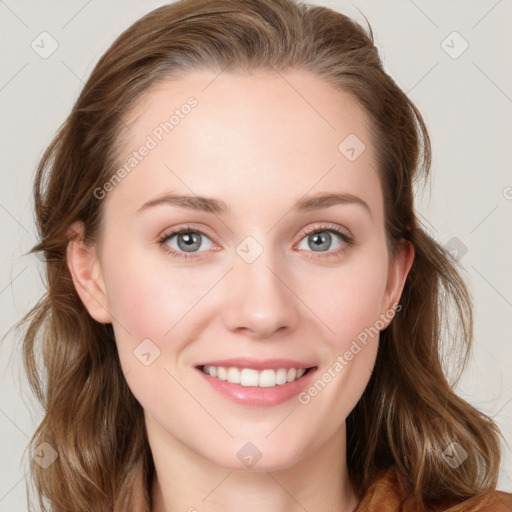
[490,490,512,510]
[353,467,409,511]
[354,467,512,512]
[443,489,512,511]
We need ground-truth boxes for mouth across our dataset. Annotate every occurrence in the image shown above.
[194,358,318,407]
[198,364,315,388]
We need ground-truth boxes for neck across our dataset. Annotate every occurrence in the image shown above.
[147,414,359,512]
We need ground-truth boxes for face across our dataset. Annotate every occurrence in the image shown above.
[68,69,413,472]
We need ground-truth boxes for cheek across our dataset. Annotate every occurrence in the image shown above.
[296,257,388,426]
[305,248,389,351]
[99,248,190,383]
[101,245,206,336]
[100,249,201,411]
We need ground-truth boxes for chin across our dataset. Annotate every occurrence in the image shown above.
[201,437,308,473]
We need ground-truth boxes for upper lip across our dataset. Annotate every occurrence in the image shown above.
[195,357,316,370]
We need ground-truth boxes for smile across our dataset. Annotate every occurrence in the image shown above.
[195,357,317,406]
[201,365,309,387]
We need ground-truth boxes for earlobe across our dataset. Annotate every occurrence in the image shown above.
[381,239,415,326]
[66,221,112,324]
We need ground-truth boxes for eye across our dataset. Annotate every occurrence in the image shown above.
[296,224,354,257]
[157,226,214,260]
[157,223,354,260]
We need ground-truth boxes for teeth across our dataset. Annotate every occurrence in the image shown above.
[202,366,309,387]
[227,367,241,384]
[287,368,296,382]
[275,368,287,385]
[240,368,259,386]
[259,369,275,387]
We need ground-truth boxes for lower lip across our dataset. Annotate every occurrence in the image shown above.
[196,367,317,407]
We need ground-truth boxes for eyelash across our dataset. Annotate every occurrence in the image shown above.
[157,224,354,261]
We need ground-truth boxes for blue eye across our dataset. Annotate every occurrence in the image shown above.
[298,225,354,256]
[158,226,213,260]
[157,224,354,260]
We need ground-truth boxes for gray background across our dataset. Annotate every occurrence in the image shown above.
[1,0,511,510]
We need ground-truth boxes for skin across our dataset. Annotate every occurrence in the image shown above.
[67,69,414,512]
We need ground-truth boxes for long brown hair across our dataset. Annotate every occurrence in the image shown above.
[7,0,505,510]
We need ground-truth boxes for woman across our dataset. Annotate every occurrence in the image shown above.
[14,0,512,510]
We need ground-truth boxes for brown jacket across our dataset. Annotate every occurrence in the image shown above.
[353,467,512,511]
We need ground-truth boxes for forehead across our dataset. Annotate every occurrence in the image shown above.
[105,69,381,221]
[123,69,373,157]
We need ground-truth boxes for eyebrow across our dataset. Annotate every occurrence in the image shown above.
[136,191,372,218]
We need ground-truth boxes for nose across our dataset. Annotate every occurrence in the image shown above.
[221,241,300,340]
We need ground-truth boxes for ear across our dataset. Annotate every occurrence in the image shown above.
[379,238,414,327]
[66,220,112,324]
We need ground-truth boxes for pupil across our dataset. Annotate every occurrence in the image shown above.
[310,232,330,251]
[179,232,200,251]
